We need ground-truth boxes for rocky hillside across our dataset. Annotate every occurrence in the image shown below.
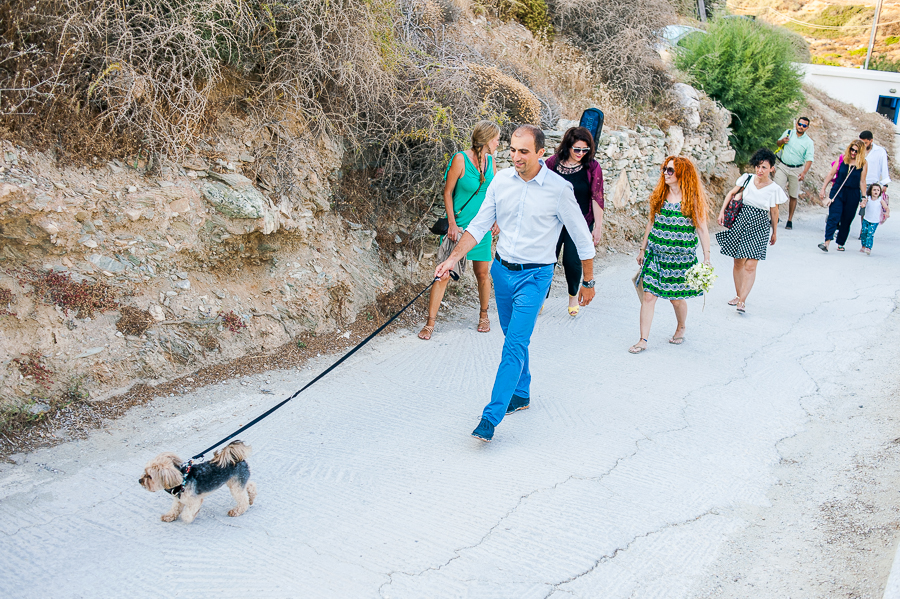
[0,0,742,436]
[729,0,900,70]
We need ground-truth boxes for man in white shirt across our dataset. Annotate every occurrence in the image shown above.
[859,130,891,234]
[860,130,891,192]
[435,124,596,442]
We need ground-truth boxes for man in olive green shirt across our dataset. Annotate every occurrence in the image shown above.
[775,116,814,230]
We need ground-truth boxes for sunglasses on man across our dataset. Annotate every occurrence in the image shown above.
[797,122,809,128]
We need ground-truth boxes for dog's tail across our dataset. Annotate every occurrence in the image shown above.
[211,440,252,467]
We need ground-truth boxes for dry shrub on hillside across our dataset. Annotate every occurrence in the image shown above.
[468,64,542,124]
[0,0,399,154]
[548,0,676,103]
[0,0,511,213]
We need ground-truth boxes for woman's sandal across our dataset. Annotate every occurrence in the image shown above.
[628,339,648,354]
[418,319,436,340]
[736,301,746,314]
[727,296,740,306]
[818,243,828,252]
[669,335,685,345]
[477,309,491,333]
[837,245,845,252]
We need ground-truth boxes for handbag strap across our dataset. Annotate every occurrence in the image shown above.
[832,165,856,199]
[453,181,484,218]
[732,174,751,202]
[447,152,486,219]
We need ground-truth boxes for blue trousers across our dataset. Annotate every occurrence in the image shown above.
[482,260,554,426]
[824,192,860,246]
[861,220,878,249]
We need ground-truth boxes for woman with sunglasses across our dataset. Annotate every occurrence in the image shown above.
[819,139,868,252]
[629,157,710,354]
[543,126,604,316]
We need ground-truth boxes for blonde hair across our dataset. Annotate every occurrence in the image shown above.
[844,139,867,169]
[471,120,500,183]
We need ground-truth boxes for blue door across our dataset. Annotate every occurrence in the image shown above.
[877,95,899,124]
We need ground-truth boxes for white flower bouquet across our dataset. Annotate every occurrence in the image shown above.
[685,262,717,295]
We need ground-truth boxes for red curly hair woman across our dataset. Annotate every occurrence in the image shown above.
[629,156,711,354]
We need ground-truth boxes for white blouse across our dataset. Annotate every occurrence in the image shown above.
[736,174,788,211]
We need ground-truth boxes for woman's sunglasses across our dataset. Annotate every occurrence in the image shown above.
[572,147,591,154]
[850,148,859,154]
[663,167,676,176]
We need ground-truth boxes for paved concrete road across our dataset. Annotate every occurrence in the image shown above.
[1,208,898,598]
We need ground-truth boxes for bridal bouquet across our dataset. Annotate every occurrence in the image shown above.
[685,262,716,295]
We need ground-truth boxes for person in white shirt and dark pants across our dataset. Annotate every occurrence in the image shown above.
[859,130,890,235]
[435,125,597,443]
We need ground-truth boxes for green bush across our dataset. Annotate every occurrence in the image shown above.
[676,18,804,162]
[812,55,841,66]
[885,36,900,45]
[870,55,900,73]
[493,0,553,38]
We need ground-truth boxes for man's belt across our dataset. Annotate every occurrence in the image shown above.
[495,252,552,271]
[776,155,804,169]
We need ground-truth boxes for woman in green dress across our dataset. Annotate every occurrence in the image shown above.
[419,121,500,340]
[629,156,711,354]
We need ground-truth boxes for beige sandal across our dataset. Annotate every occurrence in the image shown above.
[477,309,490,333]
[418,319,435,340]
[628,338,648,354]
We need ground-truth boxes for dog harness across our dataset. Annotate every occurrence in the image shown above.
[164,461,193,498]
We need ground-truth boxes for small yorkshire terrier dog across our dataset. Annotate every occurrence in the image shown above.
[139,440,257,523]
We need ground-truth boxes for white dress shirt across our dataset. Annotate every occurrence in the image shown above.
[466,162,596,265]
[865,143,891,186]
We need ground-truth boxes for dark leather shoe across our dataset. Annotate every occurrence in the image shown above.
[506,394,530,414]
[471,418,495,442]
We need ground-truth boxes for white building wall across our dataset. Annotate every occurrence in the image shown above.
[798,63,900,113]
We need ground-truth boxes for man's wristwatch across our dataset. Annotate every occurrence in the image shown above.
[581,279,596,289]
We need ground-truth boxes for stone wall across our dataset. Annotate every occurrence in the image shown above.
[491,84,738,243]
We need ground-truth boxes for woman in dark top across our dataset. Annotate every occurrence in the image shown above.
[544,127,604,316]
[819,139,868,252]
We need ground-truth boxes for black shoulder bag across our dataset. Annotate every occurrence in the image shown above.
[430,155,485,235]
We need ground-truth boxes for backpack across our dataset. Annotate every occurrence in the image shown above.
[579,108,605,157]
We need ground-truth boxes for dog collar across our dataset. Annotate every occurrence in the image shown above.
[164,461,193,498]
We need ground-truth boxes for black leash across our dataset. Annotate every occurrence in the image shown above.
[190,274,456,461]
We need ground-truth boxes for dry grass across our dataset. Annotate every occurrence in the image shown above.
[548,0,676,104]
[0,0,513,213]
[0,287,15,316]
[116,306,154,336]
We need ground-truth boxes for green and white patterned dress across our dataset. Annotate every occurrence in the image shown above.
[640,200,702,299]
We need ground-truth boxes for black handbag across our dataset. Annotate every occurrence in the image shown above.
[430,161,485,235]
